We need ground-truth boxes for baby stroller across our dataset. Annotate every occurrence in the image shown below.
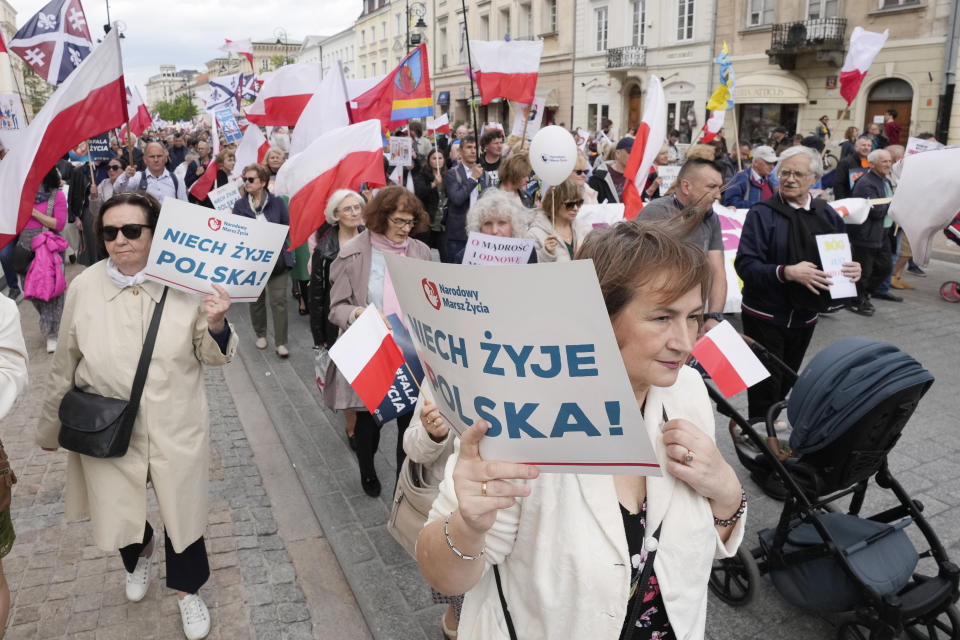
[941,214,960,303]
[707,338,960,639]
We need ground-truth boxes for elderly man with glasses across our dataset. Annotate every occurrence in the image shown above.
[115,141,188,203]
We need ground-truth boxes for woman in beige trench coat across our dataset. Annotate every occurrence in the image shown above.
[36,193,238,640]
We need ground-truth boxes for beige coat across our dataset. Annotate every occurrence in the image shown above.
[526,209,579,263]
[36,262,238,553]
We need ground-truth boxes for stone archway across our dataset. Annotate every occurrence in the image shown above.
[864,78,913,142]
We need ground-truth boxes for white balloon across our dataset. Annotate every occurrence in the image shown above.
[529,125,577,186]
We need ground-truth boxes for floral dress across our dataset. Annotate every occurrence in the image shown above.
[619,500,672,639]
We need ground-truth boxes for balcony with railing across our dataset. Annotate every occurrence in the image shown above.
[766,17,846,70]
[606,45,646,70]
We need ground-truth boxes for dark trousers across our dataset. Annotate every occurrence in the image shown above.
[79,207,100,267]
[354,410,413,481]
[742,314,815,421]
[0,241,18,291]
[118,521,210,594]
[852,241,891,303]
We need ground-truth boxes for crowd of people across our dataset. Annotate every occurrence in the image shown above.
[0,109,945,639]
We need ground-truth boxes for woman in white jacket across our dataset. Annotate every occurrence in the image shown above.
[417,221,747,640]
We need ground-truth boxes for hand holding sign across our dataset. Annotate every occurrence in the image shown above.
[203,283,232,332]
[784,261,832,294]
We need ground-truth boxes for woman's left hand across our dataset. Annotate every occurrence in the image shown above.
[841,261,862,283]
[204,284,231,332]
[661,418,741,507]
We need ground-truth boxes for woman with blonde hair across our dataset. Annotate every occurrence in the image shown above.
[526,177,583,262]
[498,152,536,208]
[570,152,598,204]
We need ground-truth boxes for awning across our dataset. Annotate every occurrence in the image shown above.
[736,71,807,104]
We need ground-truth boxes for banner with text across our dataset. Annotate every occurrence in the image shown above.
[510,96,546,141]
[461,231,535,265]
[216,109,243,143]
[145,199,289,300]
[373,314,426,426]
[209,180,243,212]
[88,133,113,161]
[383,255,660,475]
[388,136,412,167]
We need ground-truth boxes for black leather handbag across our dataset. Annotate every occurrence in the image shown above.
[57,288,168,458]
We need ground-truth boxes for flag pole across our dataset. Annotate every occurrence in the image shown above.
[731,107,742,172]
[460,0,480,137]
[520,102,530,143]
[86,140,96,185]
[404,362,423,394]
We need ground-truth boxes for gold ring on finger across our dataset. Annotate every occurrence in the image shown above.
[481,481,488,497]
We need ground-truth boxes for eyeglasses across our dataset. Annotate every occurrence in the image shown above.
[244,176,259,183]
[102,224,149,241]
[779,170,811,180]
[563,200,584,210]
[107,164,122,171]
[573,169,588,175]
[388,217,416,228]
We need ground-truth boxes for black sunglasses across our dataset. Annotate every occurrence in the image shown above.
[563,200,584,210]
[244,176,258,183]
[102,224,149,241]
[107,164,122,170]
[573,169,588,175]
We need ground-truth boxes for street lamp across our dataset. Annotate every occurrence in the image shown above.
[274,27,293,65]
[406,1,427,52]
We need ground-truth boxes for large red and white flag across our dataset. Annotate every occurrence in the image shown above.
[426,113,450,134]
[0,29,126,244]
[220,38,254,68]
[692,321,770,398]
[328,304,406,413]
[622,75,667,219]
[839,27,889,107]
[232,123,269,179]
[275,119,386,248]
[469,39,542,105]
[245,63,323,126]
[123,84,151,138]
[700,109,725,143]
[288,61,350,156]
[188,118,220,201]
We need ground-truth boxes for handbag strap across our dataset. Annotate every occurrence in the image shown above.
[619,521,663,640]
[493,565,517,640]
[123,287,168,427]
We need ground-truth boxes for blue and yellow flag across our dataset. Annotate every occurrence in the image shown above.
[706,42,736,112]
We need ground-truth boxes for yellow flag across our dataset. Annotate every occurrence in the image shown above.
[706,86,730,112]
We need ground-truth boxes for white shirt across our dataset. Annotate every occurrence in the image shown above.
[115,168,187,202]
[786,194,813,210]
[0,296,28,420]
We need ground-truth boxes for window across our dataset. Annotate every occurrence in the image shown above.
[545,0,558,33]
[587,104,609,131]
[677,0,694,40]
[362,63,367,77]
[261,58,269,71]
[520,3,532,37]
[439,26,448,67]
[382,60,387,74]
[667,100,696,142]
[396,13,403,32]
[500,8,511,39]
[361,30,366,46]
[459,21,467,64]
[747,0,775,26]
[632,0,646,46]
[382,21,387,39]
[371,26,376,41]
[879,0,920,7]
[596,7,608,51]
[807,0,837,18]
[480,14,490,40]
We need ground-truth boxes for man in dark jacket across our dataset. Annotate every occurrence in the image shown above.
[832,135,872,199]
[442,136,490,262]
[166,132,188,172]
[848,148,895,315]
[722,145,777,209]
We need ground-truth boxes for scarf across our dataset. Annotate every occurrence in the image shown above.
[35,188,55,204]
[369,232,409,318]
[106,258,147,289]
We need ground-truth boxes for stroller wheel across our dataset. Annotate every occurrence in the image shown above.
[835,617,878,640]
[940,282,960,303]
[903,604,960,640]
[708,545,758,607]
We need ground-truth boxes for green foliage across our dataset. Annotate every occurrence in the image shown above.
[153,93,198,122]
[269,54,293,71]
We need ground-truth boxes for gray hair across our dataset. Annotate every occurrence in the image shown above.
[867,148,890,164]
[466,189,530,238]
[775,146,823,180]
[324,189,364,226]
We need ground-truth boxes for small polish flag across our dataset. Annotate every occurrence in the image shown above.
[700,110,725,143]
[232,124,270,179]
[189,117,220,202]
[329,305,407,413]
[469,39,543,106]
[221,38,254,68]
[426,113,450,134]
[839,27,889,107]
[692,321,770,398]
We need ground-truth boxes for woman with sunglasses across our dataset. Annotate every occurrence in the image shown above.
[570,152,599,205]
[36,192,236,640]
[232,163,294,358]
[527,177,583,262]
[327,185,432,497]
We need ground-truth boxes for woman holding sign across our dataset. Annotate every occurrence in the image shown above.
[328,186,432,497]
[453,190,537,264]
[35,193,237,640]
[527,178,583,263]
[417,222,747,640]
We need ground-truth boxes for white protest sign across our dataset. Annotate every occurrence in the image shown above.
[383,255,661,475]
[713,202,748,314]
[510,96,546,141]
[574,203,624,242]
[815,233,857,299]
[657,165,680,196]
[905,137,944,156]
[145,198,289,301]
[0,93,25,131]
[388,136,413,167]
[215,109,243,143]
[209,179,243,212]
[462,231,535,265]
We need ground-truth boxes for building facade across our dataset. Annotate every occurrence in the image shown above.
[572,0,716,143]
[298,28,358,78]
[252,39,303,74]
[355,0,432,81]
[145,65,197,107]
[715,0,958,147]
[430,0,574,133]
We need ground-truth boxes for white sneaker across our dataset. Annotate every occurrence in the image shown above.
[255,336,267,349]
[178,593,211,640]
[125,541,153,602]
[276,344,289,358]
[45,337,57,353]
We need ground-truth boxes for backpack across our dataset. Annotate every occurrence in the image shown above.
[136,170,179,197]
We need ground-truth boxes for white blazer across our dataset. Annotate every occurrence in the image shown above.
[426,366,746,640]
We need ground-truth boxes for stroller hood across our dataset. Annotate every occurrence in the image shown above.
[787,338,934,455]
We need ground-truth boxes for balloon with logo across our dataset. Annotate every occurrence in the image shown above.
[529,125,577,186]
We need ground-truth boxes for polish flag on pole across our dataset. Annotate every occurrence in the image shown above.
[220,38,254,69]
[125,85,151,138]
[288,61,350,156]
[0,29,127,243]
[692,321,771,398]
[232,123,269,179]
[328,304,407,413]
[469,39,543,105]
[622,75,667,220]
[275,119,386,248]
[245,63,324,126]
[426,113,450,134]
[189,117,219,201]
[700,109,725,143]
[839,27,889,107]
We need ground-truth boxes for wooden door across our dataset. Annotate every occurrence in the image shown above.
[627,90,642,131]
[864,100,911,141]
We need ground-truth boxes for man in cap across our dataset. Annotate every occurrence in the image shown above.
[722,145,777,209]
[588,136,633,204]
